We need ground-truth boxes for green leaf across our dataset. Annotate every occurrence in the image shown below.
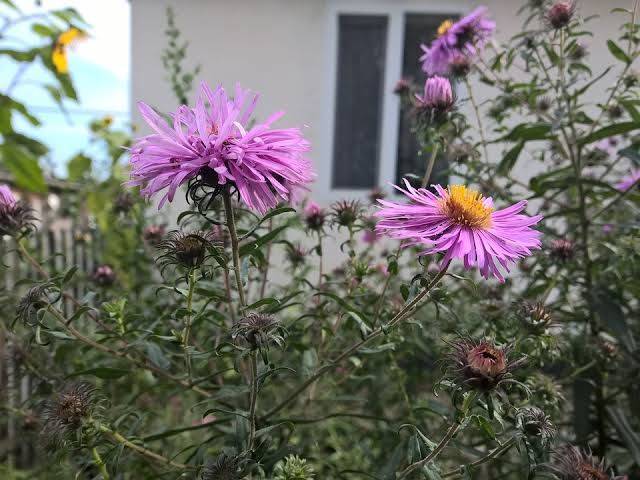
[31,23,56,37]
[0,144,47,193]
[497,141,524,175]
[239,225,287,257]
[67,153,92,181]
[68,367,130,379]
[4,133,48,157]
[607,40,631,64]
[580,122,640,145]
[0,48,38,62]
[501,123,552,142]
[144,342,170,370]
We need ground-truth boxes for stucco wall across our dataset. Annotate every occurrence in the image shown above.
[131,0,632,216]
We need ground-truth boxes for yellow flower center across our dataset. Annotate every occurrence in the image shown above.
[437,19,454,37]
[440,185,493,229]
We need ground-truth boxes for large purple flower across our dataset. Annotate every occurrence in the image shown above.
[129,82,314,214]
[420,7,495,76]
[375,180,542,282]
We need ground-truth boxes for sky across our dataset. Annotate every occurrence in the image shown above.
[1,0,131,176]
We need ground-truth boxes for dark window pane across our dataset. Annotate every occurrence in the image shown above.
[396,13,457,186]
[332,15,388,189]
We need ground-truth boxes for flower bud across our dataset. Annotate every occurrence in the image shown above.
[550,238,574,262]
[447,337,525,391]
[516,407,555,445]
[415,76,455,113]
[156,231,214,270]
[544,1,576,30]
[201,453,244,480]
[274,455,315,480]
[393,78,412,95]
[231,312,283,351]
[304,201,326,231]
[93,264,116,287]
[143,224,165,246]
[286,243,306,268]
[331,200,362,228]
[0,185,37,238]
[550,445,623,480]
[517,301,554,333]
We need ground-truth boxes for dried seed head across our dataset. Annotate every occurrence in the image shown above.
[156,230,215,270]
[550,445,623,480]
[550,238,575,262]
[331,200,362,228]
[16,283,60,326]
[607,104,624,120]
[544,1,576,30]
[517,407,556,445]
[536,96,553,113]
[113,191,135,214]
[448,54,473,78]
[517,301,554,332]
[368,187,386,204]
[286,243,307,268]
[143,224,166,246]
[40,383,98,449]
[447,142,478,164]
[232,312,283,350]
[570,42,588,61]
[447,337,525,391]
[93,264,116,287]
[201,453,244,480]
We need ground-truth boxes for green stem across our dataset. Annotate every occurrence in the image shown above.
[223,189,246,308]
[183,268,197,382]
[399,422,461,478]
[97,424,189,470]
[262,262,450,420]
[442,437,516,478]
[464,76,489,162]
[247,353,259,450]
[421,141,440,188]
[92,446,110,479]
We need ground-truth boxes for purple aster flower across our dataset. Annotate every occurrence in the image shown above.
[415,76,455,112]
[129,82,314,214]
[375,180,542,282]
[615,169,640,192]
[594,136,620,157]
[420,7,495,76]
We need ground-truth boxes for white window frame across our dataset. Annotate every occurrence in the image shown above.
[319,0,465,201]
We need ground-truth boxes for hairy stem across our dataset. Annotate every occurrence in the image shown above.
[183,268,197,382]
[399,423,461,478]
[247,353,259,450]
[223,189,246,308]
[98,424,189,470]
[421,141,440,188]
[464,76,490,162]
[92,446,110,480]
[442,437,516,478]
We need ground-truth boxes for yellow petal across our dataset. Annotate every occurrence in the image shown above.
[52,46,68,74]
[57,27,85,46]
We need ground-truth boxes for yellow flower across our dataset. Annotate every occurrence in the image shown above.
[52,27,86,74]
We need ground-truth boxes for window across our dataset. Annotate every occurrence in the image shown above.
[332,15,388,189]
[395,13,455,185]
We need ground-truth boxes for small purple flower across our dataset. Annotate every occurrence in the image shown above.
[415,76,455,112]
[393,78,412,95]
[594,136,620,157]
[93,265,116,287]
[304,201,326,231]
[375,180,542,282]
[129,82,315,214]
[420,7,495,76]
[615,169,640,192]
[362,228,379,245]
